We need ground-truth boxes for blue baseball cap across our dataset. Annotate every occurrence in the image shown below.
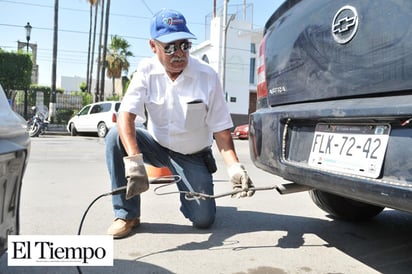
[150,9,196,43]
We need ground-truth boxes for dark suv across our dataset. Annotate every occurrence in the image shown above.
[250,0,412,221]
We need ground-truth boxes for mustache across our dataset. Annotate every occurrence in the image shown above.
[170,56,186,63]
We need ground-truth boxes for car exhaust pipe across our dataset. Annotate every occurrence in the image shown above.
[275,183,313,195]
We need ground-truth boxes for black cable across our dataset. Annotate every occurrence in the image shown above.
[74,175,272,274]
[74,177,178,274]
[76,177,180,236]
[75,187,126,274]
[77,187,126,235]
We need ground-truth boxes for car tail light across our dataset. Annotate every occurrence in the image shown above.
[257,35,267,99]
[112,113,117,123]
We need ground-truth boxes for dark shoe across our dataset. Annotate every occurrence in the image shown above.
[107,218,140,239]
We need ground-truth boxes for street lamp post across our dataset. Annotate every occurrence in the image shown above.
[23,22,32,119]
[24,22,32,52]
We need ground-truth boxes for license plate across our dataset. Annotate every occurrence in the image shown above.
[308,124,391,178]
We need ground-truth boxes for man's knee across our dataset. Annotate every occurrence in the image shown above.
[190,204,216,229]
[105,126,119,147]
[192,214,215,229]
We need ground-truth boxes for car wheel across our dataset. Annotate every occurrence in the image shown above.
[309,189,384,221]
[97,122,107,138]
[70,124,78,136]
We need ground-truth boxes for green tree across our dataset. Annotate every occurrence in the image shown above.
[71,90,93,106]
[0,50,32,99]
[80,81,88,92]
[106,35,133,96]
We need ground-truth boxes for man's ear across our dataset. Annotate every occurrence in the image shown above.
[149,40,156,53]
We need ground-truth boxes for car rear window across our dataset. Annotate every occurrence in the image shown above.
[100,103,112,113]
[115,102,120,112]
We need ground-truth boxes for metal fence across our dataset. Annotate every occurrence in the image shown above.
[13,91,82,121]
[56,93,82,110]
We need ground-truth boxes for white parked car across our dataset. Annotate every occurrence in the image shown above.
[0,84,31,256]
[67,101,121,137]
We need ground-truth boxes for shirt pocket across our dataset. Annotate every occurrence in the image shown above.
[184,102,207,130]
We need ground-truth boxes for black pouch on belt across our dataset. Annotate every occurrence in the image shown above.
[202,149,217,174]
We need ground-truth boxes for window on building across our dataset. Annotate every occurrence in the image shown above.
[202,54,209,64]
[249,43,256,84]
[249,58,256,84]
[250,43,256,54]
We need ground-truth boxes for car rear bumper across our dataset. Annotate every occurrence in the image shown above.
[249,94,412,213]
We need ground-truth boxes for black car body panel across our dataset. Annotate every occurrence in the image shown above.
[250,0,412,213]
[0,86,30,256]
[263,0,412,107]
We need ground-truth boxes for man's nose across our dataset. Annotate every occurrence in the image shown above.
[174,48,185,57]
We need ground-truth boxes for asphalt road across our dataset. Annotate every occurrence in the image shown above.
[1,135,412,274]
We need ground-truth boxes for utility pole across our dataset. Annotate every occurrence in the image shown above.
[221,0,235,101]
[49,0,59,121]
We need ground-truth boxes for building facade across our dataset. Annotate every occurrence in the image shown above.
[191,3,263,126]
[60,75,114,96]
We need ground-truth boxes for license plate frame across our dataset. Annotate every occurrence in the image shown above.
[308,123,391,178]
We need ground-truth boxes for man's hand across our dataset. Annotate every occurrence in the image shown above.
[123,154,149,199]
[228,163,255,198]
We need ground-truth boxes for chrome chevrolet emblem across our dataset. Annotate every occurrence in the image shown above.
[332,5,359,44]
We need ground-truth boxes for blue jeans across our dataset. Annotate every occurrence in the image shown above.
[105,126,216,228]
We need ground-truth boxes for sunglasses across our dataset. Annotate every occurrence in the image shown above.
[155,40,192,55]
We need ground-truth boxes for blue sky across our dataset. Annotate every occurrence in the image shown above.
[0,0,283,87]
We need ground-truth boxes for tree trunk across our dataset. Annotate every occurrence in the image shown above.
[112,77,115,97]
[100,0,111,102]
[89,3,98,96]
[86,3,92,93]
[95,0,104,102]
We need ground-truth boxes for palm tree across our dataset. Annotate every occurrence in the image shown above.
[99,0,111,101]
[105,35,133,96]
[85,0,99,94]
[95,0,105,102]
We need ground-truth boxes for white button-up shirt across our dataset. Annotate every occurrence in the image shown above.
[119,55,233,154]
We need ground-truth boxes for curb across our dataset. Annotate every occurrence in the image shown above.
[45,131,70,136]
[46,124,70,136]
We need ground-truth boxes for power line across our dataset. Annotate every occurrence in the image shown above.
[0,0,205,25]
[0,0,52,9]
[140,0,154,15]
[0,23,149,41]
